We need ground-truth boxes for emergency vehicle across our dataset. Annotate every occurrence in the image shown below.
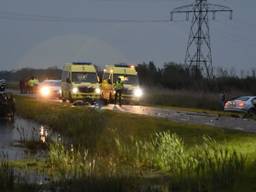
[61,62,101,102]
[102,64,143,103]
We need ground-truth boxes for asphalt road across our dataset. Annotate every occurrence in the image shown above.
[9,89,256,133]
[102,104,256,133]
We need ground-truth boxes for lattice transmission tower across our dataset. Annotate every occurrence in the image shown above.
[171,0,232,78]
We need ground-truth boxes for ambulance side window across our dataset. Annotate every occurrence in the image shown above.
[61,71,70,83]
[61,71,66,81]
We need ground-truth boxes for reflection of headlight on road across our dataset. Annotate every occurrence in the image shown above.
[40,86,50,97]
[72,87,78,94]
[95,87,101,94]
[134,88,143,97]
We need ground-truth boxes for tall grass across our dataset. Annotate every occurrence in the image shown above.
[115,132,246,191]
[49,141,95,179]
[46,132,246,191]
[14,96,256,191]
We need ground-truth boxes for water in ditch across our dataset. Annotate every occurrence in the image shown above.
[0,116,42,160]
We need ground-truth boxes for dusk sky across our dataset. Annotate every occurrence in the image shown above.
[1,0,255,74]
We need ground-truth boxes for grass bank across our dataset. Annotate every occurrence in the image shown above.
[15,96,254,152]
[13,96,256,191]
[141,88,252,111]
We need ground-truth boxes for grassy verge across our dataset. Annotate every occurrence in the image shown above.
[15,96,253,151]
[141,88,222,110]
[141,88,253,113]
[7,81,19,90]
[12,96,256,191]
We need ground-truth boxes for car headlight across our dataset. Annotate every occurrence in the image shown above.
[72,87,79,94]
[40,86,50,97]
[134,88,143,97]
[95,87,101,94]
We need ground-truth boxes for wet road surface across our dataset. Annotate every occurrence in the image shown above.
[102,104,256,133]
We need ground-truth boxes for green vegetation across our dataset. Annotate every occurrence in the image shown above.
[142,88,222,110]
[7,81,19,90]
[115,133,246,191]
[8,96,256,191]
[15,96,252,152]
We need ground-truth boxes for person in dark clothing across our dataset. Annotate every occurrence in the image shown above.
[220,92,226,109]
[114,78,124,106]
[19,79,25,94]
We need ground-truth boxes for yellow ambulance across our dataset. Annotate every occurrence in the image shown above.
[61,62,101,102]
[102,64,143,103]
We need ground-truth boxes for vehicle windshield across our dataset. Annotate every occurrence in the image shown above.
[41,81,61,86]
[103,73,138,85]
[237,96,250,101]
[72,72,97,83]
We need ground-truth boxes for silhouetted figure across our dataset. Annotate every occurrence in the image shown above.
[114,78,124,106]
[19,79,25,94]
[220,92,226,109]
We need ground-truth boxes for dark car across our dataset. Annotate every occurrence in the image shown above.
[0,79,6,92]
[224,96,256,114]
[0,92,15,120]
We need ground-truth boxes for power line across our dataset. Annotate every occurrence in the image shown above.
[92,0,189,2]
[171,0,232,79]
[0,11,169,23]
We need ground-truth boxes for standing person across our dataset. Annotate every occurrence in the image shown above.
[219,92,226,109]
[28,76,34,94]
[24,78,29,94]
[19,79,25,94]
[19,80,23,94]
[114,78,124,106]
[33,77,39,93]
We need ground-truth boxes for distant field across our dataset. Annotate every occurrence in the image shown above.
[141,87,250,111]
[7,81,19,90]
[11,95,256,191]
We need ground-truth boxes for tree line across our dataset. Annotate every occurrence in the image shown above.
[136,61,256,94]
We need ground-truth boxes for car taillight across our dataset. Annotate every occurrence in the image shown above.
[238,101,245,108]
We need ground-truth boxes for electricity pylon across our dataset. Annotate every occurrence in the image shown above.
[171,0,232,78]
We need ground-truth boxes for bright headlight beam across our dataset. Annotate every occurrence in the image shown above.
[40,86,50,97]
[72,87,78,94]
[134,88,143,97]
[95,87,101,94]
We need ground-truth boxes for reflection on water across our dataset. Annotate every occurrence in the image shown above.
[0,117,40,160]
